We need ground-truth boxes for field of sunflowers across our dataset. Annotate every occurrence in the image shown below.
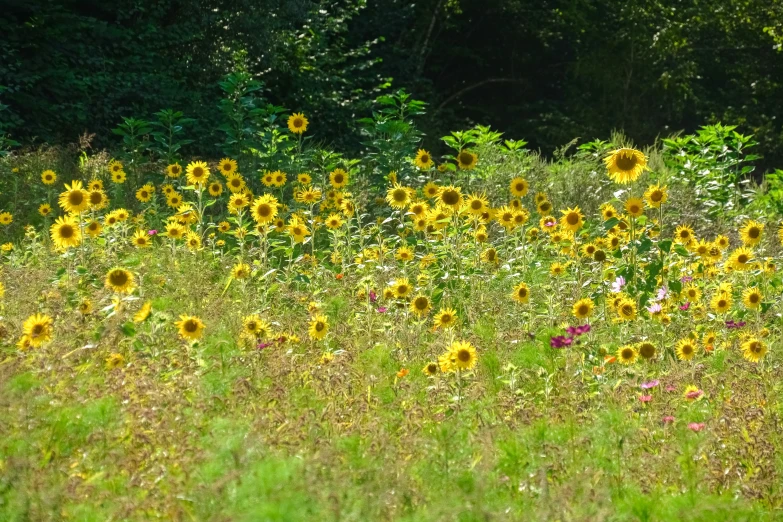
[0,109,782,521]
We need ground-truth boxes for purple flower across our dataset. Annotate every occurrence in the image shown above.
[681,276,693,283]
[575,324,591,335]
[641,379,660,389]
[725,320,746,329]
[148,229,158,235]
[679,302,690,311]
[369,290,378,303]
[647,303,662,314]
[257,342,272,350]
[611,276,626,293]
[377,306,388,313]
[550,335,573,349]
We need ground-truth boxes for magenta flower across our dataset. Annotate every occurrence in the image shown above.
[687,422,705,432]
[685,389,704,400]
[666,385,676,392]
[641,379,660,389]
[550,335,573,349]
[679,302,690,311]
[681,276,693,283]
[257,342,272,350]
[662,415,675,424]
[544,220,557,228]
[639,395,652,403]
[148,229,158,235]
[369,290,378,303]
[377,306,388,313]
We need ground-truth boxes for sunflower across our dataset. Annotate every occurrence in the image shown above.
[449,341,478,370]
[329,168,348,189]
[536,200,553,215]
[50,215,81,249]
[683,284,702,302]
[108,159,124,175]
[135,184,155,203]
[550,262,567,277]
[624,197,645,218]
[185,231,201,251]
[288,113,309,134]
[38,203,53,217]
[496,206,516,230]
[457,150,478,170]
[58,180,89,214]
[509,177,529,197]
[511,282,530,304]
[86,179,103,191]
[131,230,151,248]
[423,362,439,376]
[105,268,135,294]
[741,338,767,363]
[438,351,455,372]
[616,298,637,322]
[134,302,152,323]
[644,184,668,208]
[386,184,413,209]
[676,338,698,361]
[111,170,126,184]
[341,200,356,217]
[742,287,763,309]
[617,345,638,365]
[316,213,341,231]
[396,246,414,262]
[637,341,656,360]
[217,221,231,234]
[175,315,205,341]
[414,149,434,170]
[85,220,102,237]
[572,298,594,319]
[186,160,210,186]
[165,222,186,240]
[223,173,246,194]
[251,194,279,225]
[727,247,753,271]
[604,148,648,184]
[475,226,488,243]
[560,206,584,232]
[481,247,499,265]
[261,171,275,187]
[308,315,329,340]
[243,314,271,339]
[388,278,411,299]
[599,203,617,221]
[87,189,108,210]
[739,220,764,247]
[297,173,312,185]
[433,308,458,329]
[78,299,93,315]
[216,158,237,177]
[674,224,695,245]
[166,163,182,178]
[207,181,223,197]
[41,170,57,185]
[228,192,251,212]
[287,218,310,243]
[272,171,287,187]
[23,313,54,347]
[409,295,432,317]
[423,182,440,199]
[464,193,489,216]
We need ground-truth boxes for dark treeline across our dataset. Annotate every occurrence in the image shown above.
[2,0,783,167]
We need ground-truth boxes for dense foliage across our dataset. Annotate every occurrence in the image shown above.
[3,0,783,167]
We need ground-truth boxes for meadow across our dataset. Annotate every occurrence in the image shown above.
[0,105,782,521]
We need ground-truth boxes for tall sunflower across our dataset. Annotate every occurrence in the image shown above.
[166,163,182,178]
[414,149,434,170]
[218,158,238,177]
[23,313,54,347]
[186,161,210,186]
[250,195,279,225]
[511,282,530,304]
[572,298,594,319]
[604,148,648,184]
[105,268,135,294]
[741,338,767,363]
[386,184,413,209]
[560,206,584,232]
[617,345,638,365]
[308,315,329,340]
[675,338,698,361]
[50,215,82,249]
[409,294,432,317]
[643,184,668,208]
[457,150,478,170]
[287,113,309,134]
[58,180,89,214]
[175,315,205,341]
[41,170,57,185]
[437,186,463,210]
[131,230,151,248]
[739,220,764,247]
[329,168,349,189]
[509,177,529,197]
[433,307,458,329]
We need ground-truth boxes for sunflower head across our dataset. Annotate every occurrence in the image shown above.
[604,148,648,184]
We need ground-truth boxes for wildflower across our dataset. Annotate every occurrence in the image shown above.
[604,148,648,184]
[550,336,573,349]
[396,368,410,378]
[414,149,434,170]
[662,416,675,424]
[175,315,205,341]
[639,395,652,403]
[687,422,705,432]
[308,315,329,340]
[23,313,54,347]
[683,385,703,401]
[287,113,308,134]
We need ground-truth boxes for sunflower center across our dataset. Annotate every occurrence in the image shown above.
[737,254,749,264]
[578,305,589,315]
[622,348,634,359]
[415,297,428,310]
[639,343,655,358]
[518,288,527,298]
[32,324,44,336]
[257,205,271,217]
[750,294,760,303]
[185,320,198,332]
[69,191,84,206]
[315,322,325,332]
[566,213,579,225]
[650,190,663,202]
[193,167,204,177]
[60,225,74,238]
[459,152,472,164]
[109,271,129,286]
[682,345,693,355]
[294,118,303,128]
[616,154,637,171]
[421,154,430,163]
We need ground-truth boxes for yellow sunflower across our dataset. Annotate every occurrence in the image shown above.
[50,215,82,249]
[175,315,205,341]
[166,163,182,178]
[308,315,329,340]
[218,158,238,176]
[23,313,54,347]
[511,282,530,304]
[297,173,312,185]
[675,338,698,361]
[243,314,271,339]
[464,193,489,216]
[287,218,310,243]
[85,220,102,237]
[131,230,151,248]
[617,345,638,365]
[509,177,529,197]
[433,307,458,329]
[437,186,463,210]
[288,113,309,134]
[38,203,53,217]
[42,170,57,185]
[481,247,499,265]
[88,189,108,210]
[186,160,210,186]
[624,197,645,218]
[616,298,637,322]
[164,222,186,240]
[208,181,223,197]
[457,150,478,170]
[643,184,668,208]
[409,294,432,317]
[108,159,124,175]
[414,149,434,170]
[448,341,478,370]
[560,206,584,232]
[572,298,595,319]
[710,292,732,313]
[741,338,767,363]
[105,268,135,294]
[386,184,413,209]
[727,247,753,271]
[742,287,763,310]
[329,168,349,189]
[58,180,89,214]
[133,302,152,323]
[604,148,648,184]
[111,170,126,184]
[423,181,440,199]
[674,224,695,245]
[739,220,764,247]
[637,341,656,360]
[251,194,279,225]
[135,184,155,203]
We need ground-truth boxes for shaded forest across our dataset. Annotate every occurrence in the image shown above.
[2,0,783,167]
